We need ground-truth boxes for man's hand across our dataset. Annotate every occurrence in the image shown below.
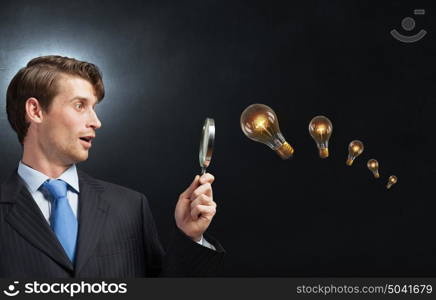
[175,173,217,242]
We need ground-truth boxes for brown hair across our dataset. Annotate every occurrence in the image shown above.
[6,55,105,145]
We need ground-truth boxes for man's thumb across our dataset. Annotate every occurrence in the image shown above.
[181,175,200,197]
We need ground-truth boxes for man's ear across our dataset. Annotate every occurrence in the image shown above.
[25,97,44,123]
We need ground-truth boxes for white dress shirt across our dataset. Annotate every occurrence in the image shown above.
[17,161,79,224]
[17,161,215,250]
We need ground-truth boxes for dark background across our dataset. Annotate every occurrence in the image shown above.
[0,0,435,276]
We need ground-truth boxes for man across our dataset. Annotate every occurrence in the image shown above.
[0,55,224,278]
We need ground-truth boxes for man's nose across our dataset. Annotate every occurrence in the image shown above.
[88,109,102,129]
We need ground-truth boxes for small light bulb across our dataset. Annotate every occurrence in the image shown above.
[367,159,380,178]
[386,175,398,189]
[346,140,364,166]
[240,104,294,159]
[308,115,333,158]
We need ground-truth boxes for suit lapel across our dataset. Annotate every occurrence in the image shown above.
[2,171,74,272]
[74,171,109,275]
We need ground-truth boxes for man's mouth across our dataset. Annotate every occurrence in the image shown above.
[79,136,94,148]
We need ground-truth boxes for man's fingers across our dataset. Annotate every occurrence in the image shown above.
[190,194,215,211]
[191,182,213,200]
[180,175,200,198]
[199,173,215,185]
[191,204,216,221]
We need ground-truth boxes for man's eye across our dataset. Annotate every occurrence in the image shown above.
[76,103,84,110]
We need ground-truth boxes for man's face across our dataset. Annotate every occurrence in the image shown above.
[37,74,102,165]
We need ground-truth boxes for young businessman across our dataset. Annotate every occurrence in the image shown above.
[0,55,224,278]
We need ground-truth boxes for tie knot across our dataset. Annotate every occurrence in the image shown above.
[42,179,68,200]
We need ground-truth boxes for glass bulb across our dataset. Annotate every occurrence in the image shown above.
[308,115,333,158]
[240,103,294,159]
[386,175,398,189]
[346,140,364,166]
[367,159,380,178]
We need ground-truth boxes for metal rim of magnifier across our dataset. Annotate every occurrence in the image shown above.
[199,118,215,174]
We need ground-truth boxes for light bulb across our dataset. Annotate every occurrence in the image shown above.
[386,175,398,189]
[240,103,294,159]
[367,159,380,178]
[308,115,333,158]
[346,140,364,166]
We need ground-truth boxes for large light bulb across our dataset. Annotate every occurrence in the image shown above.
[367,159,380,178]
[240,103,294,159]
[346,140,364,166]
[386,175,398,189]
[308,115,333,158]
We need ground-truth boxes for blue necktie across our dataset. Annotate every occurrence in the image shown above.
[42,179,78,262]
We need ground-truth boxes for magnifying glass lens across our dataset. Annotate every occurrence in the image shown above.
[199,118,215,174]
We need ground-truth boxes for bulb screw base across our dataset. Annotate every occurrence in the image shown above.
[319,148,329,158]
[275,142,294,160]
[373,171,380,178]
[346,157,354,166]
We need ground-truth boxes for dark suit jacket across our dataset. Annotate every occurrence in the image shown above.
[0,169,224,278]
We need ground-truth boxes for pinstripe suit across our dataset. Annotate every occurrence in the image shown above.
[0,170,224,278]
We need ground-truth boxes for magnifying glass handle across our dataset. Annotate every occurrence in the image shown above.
[201,167,206,175]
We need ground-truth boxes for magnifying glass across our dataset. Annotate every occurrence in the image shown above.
[199,118,215,175]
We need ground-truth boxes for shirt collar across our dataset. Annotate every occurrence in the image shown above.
[17,161,80,193]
